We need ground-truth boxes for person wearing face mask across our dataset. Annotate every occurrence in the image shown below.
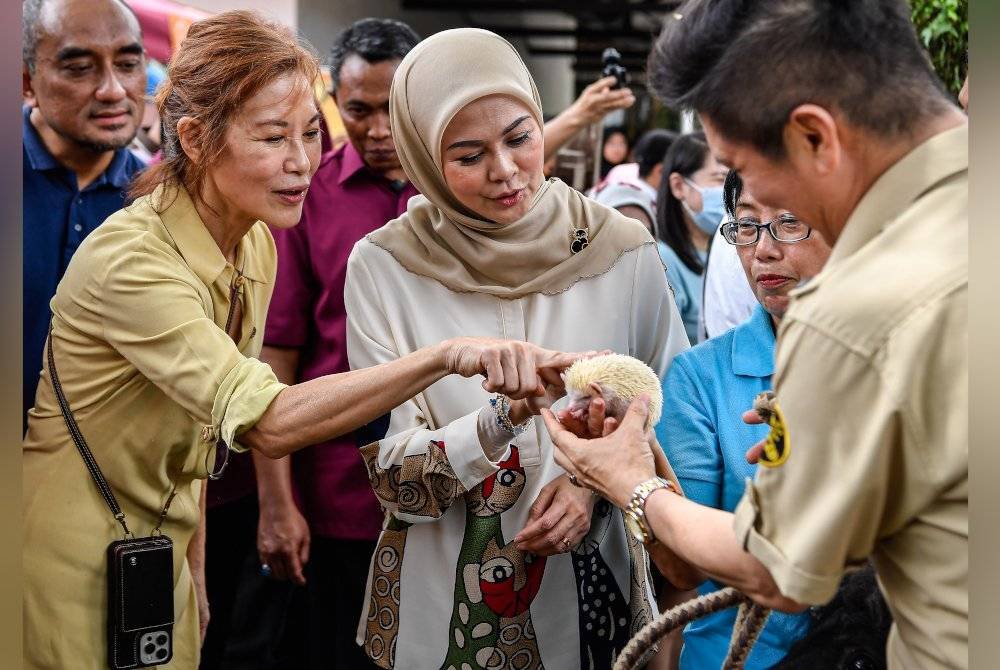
[343,28,690,668]
[655,131,728,344]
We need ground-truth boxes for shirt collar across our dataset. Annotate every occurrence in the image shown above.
[101,144,138,189]
[22,105,60,172]
[157,184,268,286]
[337,141,369,186]
[796,123,968,299]
[731,303,775,378]
[23,104,137,189]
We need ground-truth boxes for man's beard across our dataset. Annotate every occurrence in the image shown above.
[45,113,135,154]
[70,134,133,154]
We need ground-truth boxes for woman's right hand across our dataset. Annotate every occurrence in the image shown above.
[441,337,585,400]
[257,501,311,585]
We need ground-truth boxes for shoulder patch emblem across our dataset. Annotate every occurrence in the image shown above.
[759,401,790,468]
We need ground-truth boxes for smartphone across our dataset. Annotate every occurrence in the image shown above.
[107,536,175,669]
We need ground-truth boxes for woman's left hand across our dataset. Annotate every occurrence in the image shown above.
[512,474,596,556]
[508,367,567,425]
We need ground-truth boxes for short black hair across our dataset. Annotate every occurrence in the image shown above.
[329,18,420,92]
[648,0,952,158]
[23,0,141,74]
[655,131,710,274]
[633,129,678,178]
[723,169,743,220]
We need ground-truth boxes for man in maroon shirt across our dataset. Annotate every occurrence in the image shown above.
[256,18,420,669]
[253,18,637,668]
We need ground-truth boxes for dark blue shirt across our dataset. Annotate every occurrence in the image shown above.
[23,106,145,428]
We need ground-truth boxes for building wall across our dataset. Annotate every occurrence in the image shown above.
[186,0,298,27]
[183,0,578,116]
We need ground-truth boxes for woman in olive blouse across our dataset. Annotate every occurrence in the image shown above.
[22,12,578,669]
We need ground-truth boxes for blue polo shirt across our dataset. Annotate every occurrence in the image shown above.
[655,304,811,669]
[23,106,146,428]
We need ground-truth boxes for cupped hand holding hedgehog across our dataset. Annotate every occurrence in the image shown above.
[562,353,664,429]
[551,353,703,590]
[558,354,678,489]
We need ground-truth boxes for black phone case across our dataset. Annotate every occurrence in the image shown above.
[107,536,175,669]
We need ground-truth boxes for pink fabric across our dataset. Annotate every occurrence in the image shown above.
[125,0,210,63]
[265,142,418,540]
[603,162,643,189]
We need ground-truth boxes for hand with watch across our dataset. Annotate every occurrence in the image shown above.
[623,476,677,546]
[539,394,704,589]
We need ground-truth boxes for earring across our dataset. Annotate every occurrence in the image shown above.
[571,228,589,254]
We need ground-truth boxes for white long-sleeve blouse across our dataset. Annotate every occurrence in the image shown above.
[345,237,689,670]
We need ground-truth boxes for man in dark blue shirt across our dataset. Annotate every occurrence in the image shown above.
[22,0,147,429]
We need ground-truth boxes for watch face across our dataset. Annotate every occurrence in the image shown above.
[624,512,645,543]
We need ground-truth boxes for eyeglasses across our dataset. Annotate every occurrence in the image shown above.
[721,215,812,246]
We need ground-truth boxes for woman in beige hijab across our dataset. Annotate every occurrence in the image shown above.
[345,28,689,669]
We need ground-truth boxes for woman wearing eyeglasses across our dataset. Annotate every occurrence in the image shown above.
[649,170,832,669]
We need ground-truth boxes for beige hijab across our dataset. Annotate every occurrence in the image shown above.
[367,28,653,298]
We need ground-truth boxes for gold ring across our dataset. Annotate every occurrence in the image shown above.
[561,537,571,552]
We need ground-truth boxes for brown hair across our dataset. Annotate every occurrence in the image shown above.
[130,10,319,204]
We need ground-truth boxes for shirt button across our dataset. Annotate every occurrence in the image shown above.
[73,224,83,232]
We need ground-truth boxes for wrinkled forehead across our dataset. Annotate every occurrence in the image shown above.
[37,0,142,54]
[735,191,795,221]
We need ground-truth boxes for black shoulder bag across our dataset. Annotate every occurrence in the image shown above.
[47,334,176,669]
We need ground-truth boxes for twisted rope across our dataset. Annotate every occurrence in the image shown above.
[613,587,771,670]
[723,601,772,668]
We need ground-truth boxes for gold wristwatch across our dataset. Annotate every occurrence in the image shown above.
[624,477,675,546]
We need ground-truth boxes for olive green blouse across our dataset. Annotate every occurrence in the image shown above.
[23,184,285,669]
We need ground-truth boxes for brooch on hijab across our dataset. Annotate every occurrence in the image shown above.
[571,228,590,254]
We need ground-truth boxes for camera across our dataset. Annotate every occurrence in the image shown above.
[601,48,629,90]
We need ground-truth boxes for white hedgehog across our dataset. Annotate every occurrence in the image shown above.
[562,353,663,430]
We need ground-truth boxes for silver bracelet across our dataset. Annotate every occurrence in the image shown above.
[489,394,531,436]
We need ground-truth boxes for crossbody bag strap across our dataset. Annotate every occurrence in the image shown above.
[46,329,134,538]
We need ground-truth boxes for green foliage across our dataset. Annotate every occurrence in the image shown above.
[911,0,968,96]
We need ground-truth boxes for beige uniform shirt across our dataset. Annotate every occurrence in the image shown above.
[733,124,968,669]
[23,185,286,669]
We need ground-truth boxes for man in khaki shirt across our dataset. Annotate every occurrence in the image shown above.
[542,2,968,668]
[732,124,967,668]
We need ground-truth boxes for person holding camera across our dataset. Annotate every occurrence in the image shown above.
[22,12,586,670]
